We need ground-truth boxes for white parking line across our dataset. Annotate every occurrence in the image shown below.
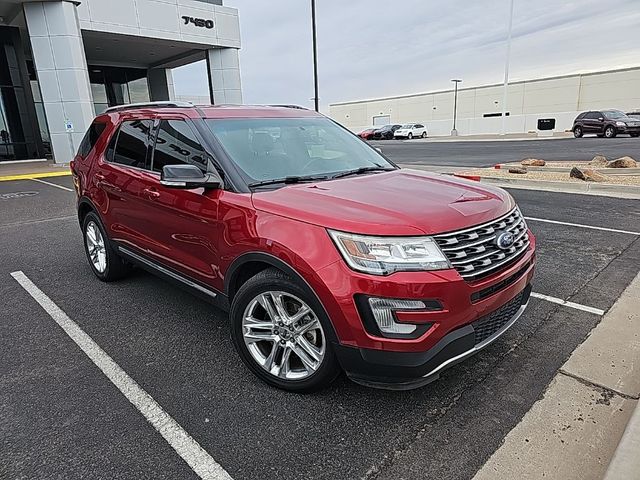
[531,292,605,316]
[30,178,74,192]
[524,216,640,236]
[10,271,233,480]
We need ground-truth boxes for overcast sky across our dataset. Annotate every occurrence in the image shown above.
[172,0,640,111]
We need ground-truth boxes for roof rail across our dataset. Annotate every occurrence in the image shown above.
[104,101,194,113]
[268,104,308,110]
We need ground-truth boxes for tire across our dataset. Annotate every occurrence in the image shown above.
[573,126,583,138]
[421,131,427,138]
[408,133,413,139]
[230,268,340,393]
[604,125,616,138]
[82,212,130,282]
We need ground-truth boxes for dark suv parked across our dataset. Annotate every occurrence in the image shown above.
[573,110,640,138]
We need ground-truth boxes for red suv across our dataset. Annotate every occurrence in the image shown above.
[70,102,535,392]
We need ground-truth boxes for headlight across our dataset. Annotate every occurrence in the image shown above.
[616,121,626,126]
[328,230,450,275]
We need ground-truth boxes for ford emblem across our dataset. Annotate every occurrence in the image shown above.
[496,231,515,250]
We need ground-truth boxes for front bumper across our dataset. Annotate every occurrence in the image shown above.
[335,283,532,390]
[617,125,640,134]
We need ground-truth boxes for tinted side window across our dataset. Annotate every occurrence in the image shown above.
[78,121,106,158]
[576,112,586,120]
[152,119,207,173]
[112,120,153,169]
[585,112,600,120]
[415,124,424,128]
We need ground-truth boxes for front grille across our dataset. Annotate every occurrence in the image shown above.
[434,208,530,281]
[472,289,525,344]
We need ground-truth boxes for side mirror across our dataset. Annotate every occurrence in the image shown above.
[598,117,604,122]
[160,164,222,190]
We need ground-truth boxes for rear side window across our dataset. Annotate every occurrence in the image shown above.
[585,112,600,120]
[151,119,207,173]
[77,121,106,158]
[111,120,153,169]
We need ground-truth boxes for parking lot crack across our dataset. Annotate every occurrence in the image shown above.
[558,369,639,401]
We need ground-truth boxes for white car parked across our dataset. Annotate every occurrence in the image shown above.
[393,123,427,139]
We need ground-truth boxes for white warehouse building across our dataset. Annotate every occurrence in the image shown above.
[329,67,640,137]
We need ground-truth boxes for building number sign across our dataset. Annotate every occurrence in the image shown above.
[182,16,214,29]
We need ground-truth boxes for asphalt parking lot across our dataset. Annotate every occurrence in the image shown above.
[370,136,640,167]
[1,174,639,480]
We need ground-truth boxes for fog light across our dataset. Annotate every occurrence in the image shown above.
[368,298,427,335]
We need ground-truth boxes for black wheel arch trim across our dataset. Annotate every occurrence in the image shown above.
[225,252,340,343]
[77,196,101,226]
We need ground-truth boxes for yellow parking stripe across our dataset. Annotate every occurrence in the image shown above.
[0,171,71,182]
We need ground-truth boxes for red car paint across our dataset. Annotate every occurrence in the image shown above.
[71,105,535,387]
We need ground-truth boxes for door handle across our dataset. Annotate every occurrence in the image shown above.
[142,188,160,200]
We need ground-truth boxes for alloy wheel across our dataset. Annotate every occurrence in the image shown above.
[242,291,326,380]
[85,220,107,273]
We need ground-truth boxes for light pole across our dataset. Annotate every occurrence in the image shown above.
[311,0,319,112]
[500,0,515,135]
[451,79,462,136]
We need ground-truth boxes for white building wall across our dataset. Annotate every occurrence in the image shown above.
[24,1,94,164]
[330,67,640,136]
[76,0,240,48]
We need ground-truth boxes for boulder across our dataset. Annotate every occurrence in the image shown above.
[588,155,608,167]
[521,158,546,166]
[570,167,609,182]
[508,167,528,174]
[606,156,637,168]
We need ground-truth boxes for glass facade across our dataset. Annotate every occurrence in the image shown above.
[0,27,41,161]
[89,67,150,114]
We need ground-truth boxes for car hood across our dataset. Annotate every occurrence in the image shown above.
[251,169,515,236]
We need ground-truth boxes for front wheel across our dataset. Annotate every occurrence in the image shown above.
[573,126,583,138]
[604,125,617,138]
[408,133,413,139]
[421,131,427,138]
[230,268,340,392]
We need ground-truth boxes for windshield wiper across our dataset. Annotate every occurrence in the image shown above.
[331,165,395,179]
[248,175,329,188]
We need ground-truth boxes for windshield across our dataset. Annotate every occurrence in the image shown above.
[603,110,626,119]
[206,117,395,184]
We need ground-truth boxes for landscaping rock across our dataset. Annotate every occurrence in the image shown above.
[570,167,609,182]
[589,155,608,167]
[509,167,528,174]
[521,158,546,166]
[606,156,638,168]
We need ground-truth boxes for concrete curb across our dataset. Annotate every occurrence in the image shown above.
[398,164,640,199]
[464,176,640,200]
[604,400,640,480]
[495,164,640,175]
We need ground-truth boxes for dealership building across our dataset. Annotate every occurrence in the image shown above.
[0,0,241,164]
[329,67,640,137]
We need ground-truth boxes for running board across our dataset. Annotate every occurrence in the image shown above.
[118,246,218,300]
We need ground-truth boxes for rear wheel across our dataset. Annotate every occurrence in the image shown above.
[230,268,340,392]
[573,126,583,138]
[408,133,413,139]
[604,125,616,138]
[82,212,130,281]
